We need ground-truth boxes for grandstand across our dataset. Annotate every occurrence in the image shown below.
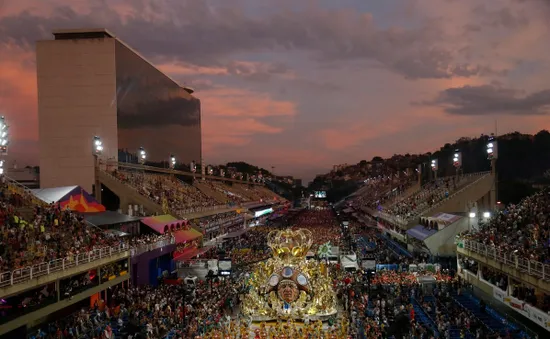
[365,171,494,229]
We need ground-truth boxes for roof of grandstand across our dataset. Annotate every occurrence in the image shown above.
[406,225,438,241]
[31,185,82,203]
[83,210,142,227]
[141,215,182,234]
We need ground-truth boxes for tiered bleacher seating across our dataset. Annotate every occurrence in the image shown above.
[110,170,223,216]
[383,173,486,223]
[452,291,528,339]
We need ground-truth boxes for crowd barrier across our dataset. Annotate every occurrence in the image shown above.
[459,239,550,281]
[0,243,129,289]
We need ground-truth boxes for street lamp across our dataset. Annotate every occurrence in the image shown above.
[483,212,491,219]
[93,136,103,156]
[169,155,176,169]
[0,160,4,175]
[469,212,476,218]
[138,147,146,164]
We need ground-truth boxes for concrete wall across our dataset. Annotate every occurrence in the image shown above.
[422,174,494,216]
[131,243,177,285]
[424,217,469,256]
[37,38,118,192]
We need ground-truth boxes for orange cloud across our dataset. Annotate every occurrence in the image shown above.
[197,86,297,159]
[200,87,296,118]
[0,42,38,141]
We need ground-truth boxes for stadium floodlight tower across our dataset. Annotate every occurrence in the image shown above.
[453,150,462,177]
[92,136,103,202]
[430,159,438,179]
[0,116,9,176]
[0,116,9,157]
[138,147,147,165]
[93,136,103,156]
[169,155,176,170]
[487,134,498,209]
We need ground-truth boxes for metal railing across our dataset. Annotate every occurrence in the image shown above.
[0,243,129,289]
[130,237,176,257]
[459,239,550,282]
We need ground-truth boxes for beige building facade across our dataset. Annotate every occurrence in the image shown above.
[37,29,202,193]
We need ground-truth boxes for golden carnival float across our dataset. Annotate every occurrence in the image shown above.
[241,229,338,322]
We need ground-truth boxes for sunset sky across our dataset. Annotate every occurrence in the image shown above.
[1,0,549,182]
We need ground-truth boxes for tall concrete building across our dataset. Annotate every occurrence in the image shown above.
[37,28,202,193]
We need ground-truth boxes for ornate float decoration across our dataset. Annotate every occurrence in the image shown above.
[241,229,337,321]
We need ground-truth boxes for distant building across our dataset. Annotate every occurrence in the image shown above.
[37,28,202,192]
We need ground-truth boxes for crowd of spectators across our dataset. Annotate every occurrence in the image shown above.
[481,266,508,291]
[384,177,456,221]
[111,170,221,215]
[459,189,550,264]
[379,174,482,223]
[0,182,125,273]
[290,209,341,250]
[199,180,249,205]
[32,278,244,339]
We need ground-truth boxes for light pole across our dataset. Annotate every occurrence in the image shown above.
[468,212,476,231]
[487,135,498,210]
[430,159,438,180]
[453,150,462,178]
[92,136,103,202]
[0,116,9,175]
[138,147,146,165]
[169,154,176,170]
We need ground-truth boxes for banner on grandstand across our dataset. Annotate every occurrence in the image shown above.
[492,286,550,331]
[431,212,461,225]
[492,286,506,303]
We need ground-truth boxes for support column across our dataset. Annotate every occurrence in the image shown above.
[56,280,60,301]
[490,159,497,211]
[94,155,102,204]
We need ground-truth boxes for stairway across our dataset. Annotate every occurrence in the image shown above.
[97,170,164,215]
[411,297,439,337]
[451,292,528,339]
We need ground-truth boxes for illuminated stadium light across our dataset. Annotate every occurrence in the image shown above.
[138,147,146,164]
[430,159,438,171]
[469,212,476,218]
[93,136,103,155]
[453,150,462,168]
[0,116,9,155]
[483,211,491,218]
[487,136,498,160]
[169,155,176,169]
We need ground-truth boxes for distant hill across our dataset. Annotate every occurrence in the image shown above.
[311,130,550,204]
